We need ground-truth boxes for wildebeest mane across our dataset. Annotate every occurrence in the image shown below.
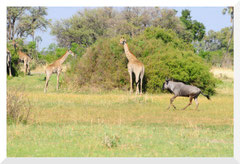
[168,78,191,85]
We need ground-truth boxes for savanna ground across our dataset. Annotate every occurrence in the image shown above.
[7,68,233,157]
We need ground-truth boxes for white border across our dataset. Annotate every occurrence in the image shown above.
[234,1,240,163]
[1,0,239,163]
[0,0,7,163]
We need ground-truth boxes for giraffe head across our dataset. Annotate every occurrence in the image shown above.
[120,37,126,45]
[67,49,75,57]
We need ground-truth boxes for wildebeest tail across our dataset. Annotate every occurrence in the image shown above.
[201,92,210,100]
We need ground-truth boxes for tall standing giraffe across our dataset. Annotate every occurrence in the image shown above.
[12,40,32,75]
[120,37,145,94]
[7,48,12,77]
[44,49,75,93]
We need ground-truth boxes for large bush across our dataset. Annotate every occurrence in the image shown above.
[64,37,129,91]
[64,27,217,95]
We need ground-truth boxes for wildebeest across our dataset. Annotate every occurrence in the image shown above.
[162,79,210,110]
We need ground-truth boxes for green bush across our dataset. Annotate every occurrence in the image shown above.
[63,37,129,91]
[39,48,67,64]
[198,50,226,67]
[64,27,217,95]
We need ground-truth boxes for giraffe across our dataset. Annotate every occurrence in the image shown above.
[7,48,12,77]
[12,40,32,75]
[120,37,145,94]
[44,49,75,93]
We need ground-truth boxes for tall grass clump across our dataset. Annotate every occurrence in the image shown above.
[7,88,31,125]
[64,27,217,95]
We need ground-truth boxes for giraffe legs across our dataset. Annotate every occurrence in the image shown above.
[140,72,144,95]
[56,71,61,90]
[27,62,30,75]
[135,73,140,95]
[128,71,133,93]
[44,73,51,93]
[24,61,27,76]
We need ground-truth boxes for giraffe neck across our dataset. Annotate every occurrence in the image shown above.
[58,51,70,65]
[123,43,136,61]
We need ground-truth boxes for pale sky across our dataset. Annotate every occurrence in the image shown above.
[30,7,232,51]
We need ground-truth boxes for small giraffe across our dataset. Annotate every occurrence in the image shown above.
[120,37,145,94]
[44,49,75,93]
[12,41,32,75]
[7,48,12,77]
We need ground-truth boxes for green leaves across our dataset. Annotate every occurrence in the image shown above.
[63,27,217,95]
[180,9,206,42]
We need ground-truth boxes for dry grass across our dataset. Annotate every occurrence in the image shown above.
[7,73,233,157]
[211,67,234,80]
[23,89,232,128]
[7,87,32,124]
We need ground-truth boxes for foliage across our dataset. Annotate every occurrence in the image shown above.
[39,47,67,64]
[180,9,206,42]
[64,27,217,95]
[194,27,233,66]
[63,36,129,91]
[38,42,84,64]
[7,7,50,41]
[7,38,42,76]
[51,7,191,47]
[7,7,29,40]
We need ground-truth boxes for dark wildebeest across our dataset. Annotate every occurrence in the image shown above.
[162,79,210,110]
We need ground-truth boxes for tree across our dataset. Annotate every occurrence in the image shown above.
[222,7,234,67]
[17,7,50,41]
[51,7,116,47]
[180,9,192,30]
[7,7,29,40]
[180,9,206,42]
[51,7,189,46]
[193,27,233,66]
[35,36,42,60]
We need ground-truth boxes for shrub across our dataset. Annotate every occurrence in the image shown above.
[7,87,31,125]
[63,37,129,91]
[198,50,227,67]
[64,27,217,95]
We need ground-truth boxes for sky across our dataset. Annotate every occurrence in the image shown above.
[31,7,232,51]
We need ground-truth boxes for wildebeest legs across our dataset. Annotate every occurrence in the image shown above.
[167,95,177,110]
[194,98,199,110]
[182,97,193,110]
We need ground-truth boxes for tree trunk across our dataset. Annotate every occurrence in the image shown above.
[7,16,12,41]
[36,42,39,61]
[11,19,16,40]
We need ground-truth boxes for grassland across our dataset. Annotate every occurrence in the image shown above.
[7,72,233,157]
